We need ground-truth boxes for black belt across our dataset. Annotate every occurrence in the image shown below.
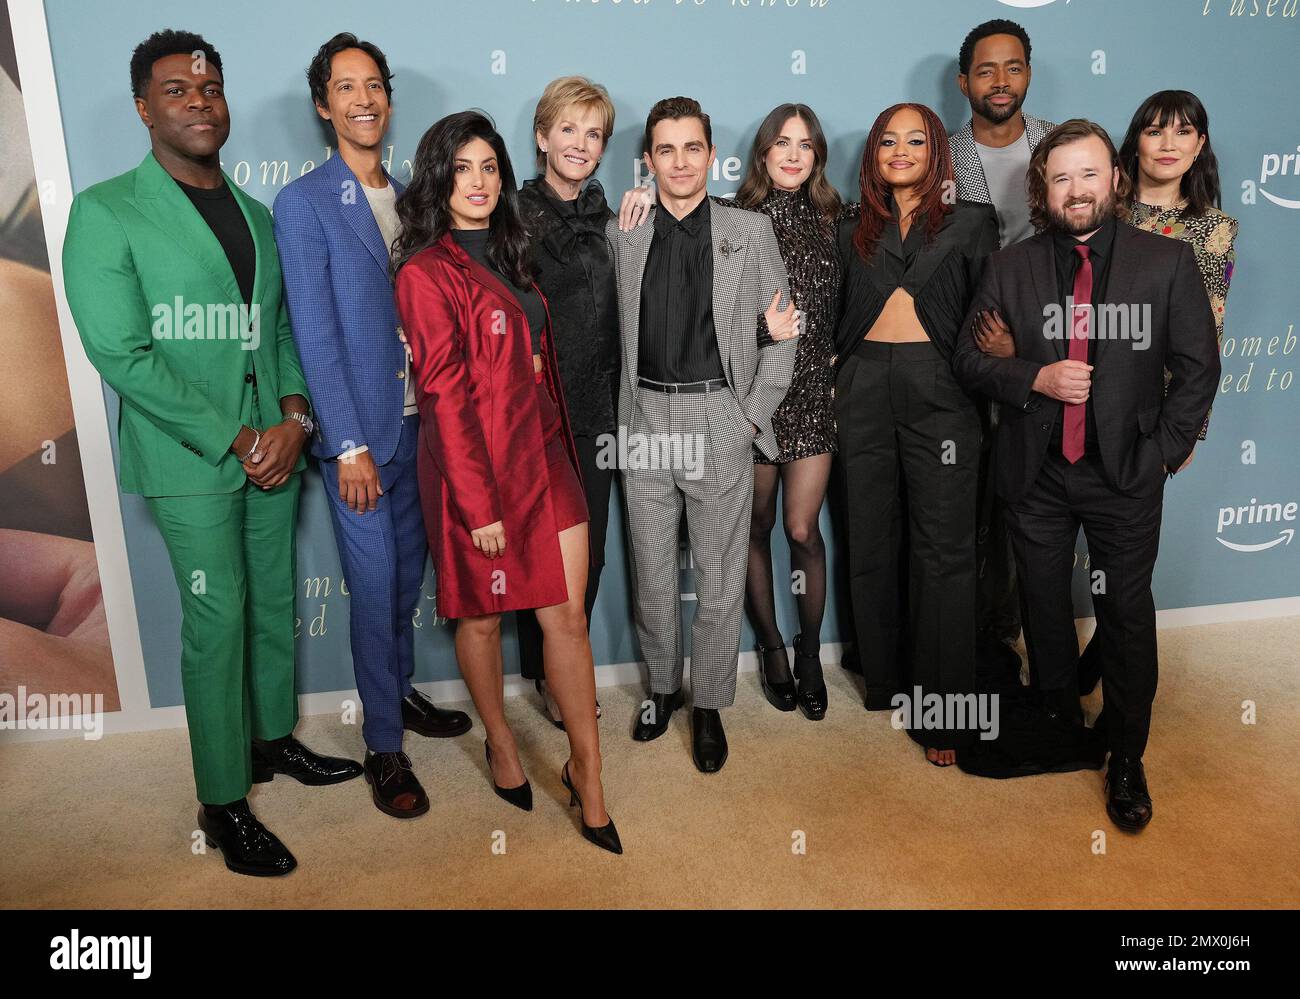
[637,376,728,394]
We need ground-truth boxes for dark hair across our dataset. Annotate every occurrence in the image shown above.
[307,32,394,110]
[958,18,1031,76]
[853,103,954,263]
[130,29,222,99]
[392,110,533,286]
[643,96,712,156]
[1118,90,1221,216]
[734,103,841,230]
[1027,119,1133,231]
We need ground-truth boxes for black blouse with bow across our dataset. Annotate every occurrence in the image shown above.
[518,177,620,436]
[834,198,999,364]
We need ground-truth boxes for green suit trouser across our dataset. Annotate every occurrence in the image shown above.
[146,472,301,804]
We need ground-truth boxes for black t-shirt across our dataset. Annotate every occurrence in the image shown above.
[638,196,725,384]
[175,177,256,305]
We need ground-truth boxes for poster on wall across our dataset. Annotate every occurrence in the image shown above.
[0,8,119,723]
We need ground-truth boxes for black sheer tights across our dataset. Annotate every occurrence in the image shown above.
[744,453,832,688]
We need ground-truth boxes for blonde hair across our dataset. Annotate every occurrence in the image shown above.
[532,76,615,171]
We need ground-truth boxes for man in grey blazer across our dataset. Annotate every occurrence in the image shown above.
[605,97,798,773]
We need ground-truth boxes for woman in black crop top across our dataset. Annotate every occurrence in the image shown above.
[833,103,998,767]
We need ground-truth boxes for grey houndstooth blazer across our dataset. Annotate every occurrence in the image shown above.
[604,199,796,460]
[949,113,1057,205]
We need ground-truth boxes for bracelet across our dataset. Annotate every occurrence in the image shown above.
[238,429,261,463]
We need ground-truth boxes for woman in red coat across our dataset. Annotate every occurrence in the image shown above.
[393,111,620,854]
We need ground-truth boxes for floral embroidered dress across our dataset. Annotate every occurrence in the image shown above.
[1129,200,1238,439]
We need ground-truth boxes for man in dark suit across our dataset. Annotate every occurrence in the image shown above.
[953,120,1220,831]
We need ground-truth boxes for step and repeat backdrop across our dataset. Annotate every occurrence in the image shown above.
[5,0,1297,730]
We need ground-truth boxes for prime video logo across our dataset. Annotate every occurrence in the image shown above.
[1259,148,1300,209]
[1215,496,1298,552]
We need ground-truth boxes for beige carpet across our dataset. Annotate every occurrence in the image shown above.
[2,616,1297,909]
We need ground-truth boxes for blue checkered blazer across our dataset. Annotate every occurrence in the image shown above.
[273,154,407,464]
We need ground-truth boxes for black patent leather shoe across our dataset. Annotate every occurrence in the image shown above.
[485,741,533,811]
[756,640,797,712]
[792,634,827,721]
[251,735,364,786]
[632,688,683,742]
[197,799,296,877]
[562,761,623,855]
[1106,757,1153,832]
[402,688,473,738]
[690,707,728,774]
[363,751,429,819]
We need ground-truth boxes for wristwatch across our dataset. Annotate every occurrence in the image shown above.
[286,411,315,437]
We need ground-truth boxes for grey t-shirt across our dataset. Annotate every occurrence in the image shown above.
[361,182,417,417]
[975,130,1034,248]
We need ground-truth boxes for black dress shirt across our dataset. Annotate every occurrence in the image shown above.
[1048,214,1116,456]
[638,196,725,383]
[176,178,255,305]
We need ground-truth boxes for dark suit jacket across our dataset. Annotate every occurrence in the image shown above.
[952,222,1220,503]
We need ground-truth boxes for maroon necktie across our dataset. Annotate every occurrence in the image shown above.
[1063,243,1092,464]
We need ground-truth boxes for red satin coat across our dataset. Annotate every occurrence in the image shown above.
[395,232,582,620]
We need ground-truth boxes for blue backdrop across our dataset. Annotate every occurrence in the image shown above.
[45,0,1300,706]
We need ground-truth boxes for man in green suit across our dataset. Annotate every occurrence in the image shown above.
[63,30,362,877]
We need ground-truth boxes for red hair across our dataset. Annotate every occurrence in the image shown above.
[853,103,955,263]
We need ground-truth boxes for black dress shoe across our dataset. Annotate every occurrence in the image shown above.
[756,640,797,712]
[251,735,364,786]
[1106,757,1153,832]
[485,741,533,811]
[690,708,728,774]
[562,761,623,855]
[632,688,683,742]
[792,634,827,721]
[363,751,429,819]
[197,799,296,877]
[402,688,472,738]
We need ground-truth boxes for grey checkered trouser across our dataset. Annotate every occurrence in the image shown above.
[620,386,754,710]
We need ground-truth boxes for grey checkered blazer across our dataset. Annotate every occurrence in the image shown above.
[949,113,1057,205]
[603,199,796,459]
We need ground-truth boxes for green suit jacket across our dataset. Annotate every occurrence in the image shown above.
[63,151,310,497]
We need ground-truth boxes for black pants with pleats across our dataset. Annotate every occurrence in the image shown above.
[835,339,981,750]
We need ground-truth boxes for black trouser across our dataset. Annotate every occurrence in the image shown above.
[975,399,1021,646]
[1002,451,1163,760]
[836,340,981,750]
[517,433,614,681]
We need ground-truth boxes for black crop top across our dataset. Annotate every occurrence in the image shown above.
[835,199,999,364]
[451,227,546,354]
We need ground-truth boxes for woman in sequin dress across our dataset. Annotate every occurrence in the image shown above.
[726,105,845,721]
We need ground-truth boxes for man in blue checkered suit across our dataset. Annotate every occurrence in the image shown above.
[273,34,469,819]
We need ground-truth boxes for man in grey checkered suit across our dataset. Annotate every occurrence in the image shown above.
[605,97,799,773]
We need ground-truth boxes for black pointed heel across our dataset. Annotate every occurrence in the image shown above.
[792,634,828,721]
[562,761,623,855]
[485,741,533,811]
[756,640,797,712]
